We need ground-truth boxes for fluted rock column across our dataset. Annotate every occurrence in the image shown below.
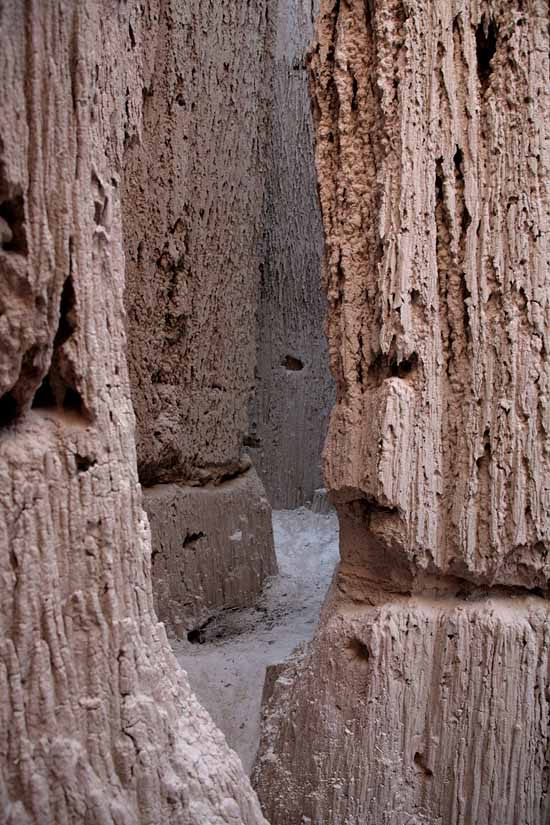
[253,1,550,822]
[122,1,277,634]
[249,0,335,509]
[0,3,266,822]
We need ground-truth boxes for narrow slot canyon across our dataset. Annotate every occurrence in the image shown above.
[1,2,549,825]
[175,507,339,774]
[119,0,337,776]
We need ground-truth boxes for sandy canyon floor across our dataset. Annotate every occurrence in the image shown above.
[173,507,339,773]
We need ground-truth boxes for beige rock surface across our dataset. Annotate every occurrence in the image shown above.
[314,0,550,589]
[121,0,277,629]
[254,1,550,822]
[145,468,276,636]
[249,0,335,509]
[122,0,269,487]
[0,3,266,822]
[254,584,550,825]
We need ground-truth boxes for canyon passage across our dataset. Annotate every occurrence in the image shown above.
[1,2,549,825]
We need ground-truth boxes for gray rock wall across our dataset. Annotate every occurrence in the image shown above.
[0,2,267,822]
[249,0,335,509]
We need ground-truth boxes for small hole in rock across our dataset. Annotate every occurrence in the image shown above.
[54,276,77,347]
[351,76,358,111]
[243,433,261,448]
[63,387,86,414]
[476,17,497,90]
[75,454,97,472]
[389,352,419,380]
[282,355,304,371]
[347,637,370,662]
[187,628,204,645]
[414,752,433,777]
[32,374,56,409]
[0,392,18,427]
[0,193,27,254]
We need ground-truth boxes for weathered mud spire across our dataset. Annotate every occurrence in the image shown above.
[0,3,266,822]
[254,1,550,822]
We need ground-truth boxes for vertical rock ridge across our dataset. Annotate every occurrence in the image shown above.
[121,0,277,634]
[250,0,335,509]
[253,1,550,823]
[0,3,267,822]
[314,0,549,587]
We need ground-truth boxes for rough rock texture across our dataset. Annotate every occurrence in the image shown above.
[123,1,269,487]
[121,0,277,626]
[254,1,550,822]
[315,0,550,588]
[0,3,267,822]
[144,468,276,636]
[255,586,550,824]
[249,0,335,509]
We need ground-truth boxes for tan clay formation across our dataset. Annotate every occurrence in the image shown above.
[121,0,278,635]
[2,0,549,822]
[254,0,550,822]
[145,468,276,636]
[0,3,266,822]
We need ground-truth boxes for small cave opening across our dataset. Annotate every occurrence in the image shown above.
[32,374,57,410]
[0,391,19,428]
[282,354,304,371]
[187,627,205,645]
[476,17,497,91]
[30,276,89,421]
[346,637,371,663]
[0,193,27,254]
[414,752,434,778]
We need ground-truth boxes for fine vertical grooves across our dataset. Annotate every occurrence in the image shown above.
[254,1,550,822]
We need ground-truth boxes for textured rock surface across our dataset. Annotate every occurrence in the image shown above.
[249,0,335,509]
[122,0,276,628]
[123,1,269,487]
[145,468,276,636]
[254,1,550,822]
[0,3,266,822]
[315,0,550,589]
[254,584,550,824]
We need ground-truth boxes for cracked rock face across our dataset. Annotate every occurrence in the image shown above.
[0,3,266,823]
[253,1,550,823]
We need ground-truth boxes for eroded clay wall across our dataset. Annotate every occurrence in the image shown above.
[249,0,335,509]
[122,1,277,634]
[254,1,550,822]
[0,3,266,822]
